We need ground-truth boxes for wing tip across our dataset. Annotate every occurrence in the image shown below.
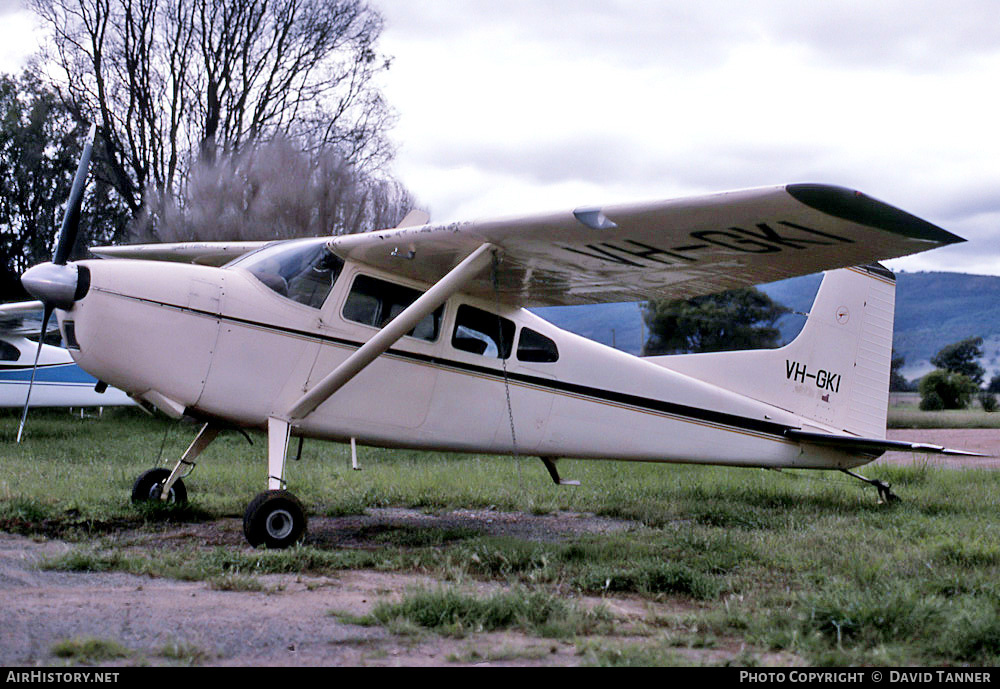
[786,183,965,246]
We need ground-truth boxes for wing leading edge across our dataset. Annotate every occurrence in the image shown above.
[328,184,964,307]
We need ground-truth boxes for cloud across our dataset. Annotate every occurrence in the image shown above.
[362,3,1000,273]
[0,6,40,74]
[379,1,1000,73]
[762,0,1000,71]
[0,1,25,18]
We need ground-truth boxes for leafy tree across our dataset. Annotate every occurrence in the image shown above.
[889,350,913,392]
[0,72,128,299]
[987,374,1000,394]
[930,336,985,385]
[642,288,789,355]
[918,369,978,410]
[979,391,998,413]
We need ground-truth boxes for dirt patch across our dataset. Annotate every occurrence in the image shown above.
[92,506,643,550]
[0,532,408,666]
[0,509,707,667]
[0,506,804,667]
[303,507,638,549]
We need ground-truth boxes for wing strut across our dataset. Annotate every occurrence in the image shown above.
[286,242,496,422]
[263,243,495,491]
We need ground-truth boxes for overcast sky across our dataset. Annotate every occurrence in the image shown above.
[3,0,999,276]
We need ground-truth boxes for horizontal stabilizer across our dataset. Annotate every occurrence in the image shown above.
[785,429,990,458]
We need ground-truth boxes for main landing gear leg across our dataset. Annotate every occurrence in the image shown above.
[840,469,899,504]
[131,422,220,505]
[243,417,307,549]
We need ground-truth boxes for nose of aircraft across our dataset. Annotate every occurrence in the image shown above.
[20,262,89,310]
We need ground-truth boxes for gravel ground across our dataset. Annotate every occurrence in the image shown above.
[0,509,647,667]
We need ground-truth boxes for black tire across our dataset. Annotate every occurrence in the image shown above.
[131,468,187,505]
[243,490,307,548]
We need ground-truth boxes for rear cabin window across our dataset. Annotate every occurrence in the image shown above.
[451,305,515,359]
[517,327,559,363]
[342,274,442,341]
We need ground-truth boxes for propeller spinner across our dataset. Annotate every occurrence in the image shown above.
[16,124,97,442]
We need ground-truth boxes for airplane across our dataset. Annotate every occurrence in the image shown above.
[5,124,984,548]
[0,301,133,410]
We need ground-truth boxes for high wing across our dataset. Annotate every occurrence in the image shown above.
[327,184,964,307]
[90,241,270,266]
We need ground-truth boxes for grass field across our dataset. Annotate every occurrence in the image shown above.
[2,406,1000,666]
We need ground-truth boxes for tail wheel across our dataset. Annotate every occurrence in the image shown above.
[243,490,307,548]
[131,468,187,505]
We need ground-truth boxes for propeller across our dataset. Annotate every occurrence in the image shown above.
[16,123,97,442]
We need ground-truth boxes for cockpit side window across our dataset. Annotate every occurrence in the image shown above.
[235,240,344,309]
[342,274,442,342]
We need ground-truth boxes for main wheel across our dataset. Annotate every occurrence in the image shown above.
[243,490,307,548]
[131,468,187,505]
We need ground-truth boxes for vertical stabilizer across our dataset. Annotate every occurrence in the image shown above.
[648,265,896,438]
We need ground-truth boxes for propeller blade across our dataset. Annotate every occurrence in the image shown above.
[16,305,54,443]
[52,124,97,266]
[14,124,96,441]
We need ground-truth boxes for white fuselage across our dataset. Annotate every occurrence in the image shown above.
[59,256,867,470]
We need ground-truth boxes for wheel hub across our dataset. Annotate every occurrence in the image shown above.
[147,481,178,503]
[265,509,295,539]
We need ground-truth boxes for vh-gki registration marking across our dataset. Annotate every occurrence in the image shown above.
[785,359,841,394]
[561,221,854,267]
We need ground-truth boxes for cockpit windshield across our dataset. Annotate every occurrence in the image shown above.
[230,238,344,309]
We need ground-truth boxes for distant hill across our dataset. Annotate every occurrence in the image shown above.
[533,271,1000,385]
[892,272,1000,381]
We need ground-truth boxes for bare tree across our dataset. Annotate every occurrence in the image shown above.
[30,0,395,217]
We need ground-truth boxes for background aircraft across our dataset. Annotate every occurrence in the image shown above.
[0,300,132,410]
